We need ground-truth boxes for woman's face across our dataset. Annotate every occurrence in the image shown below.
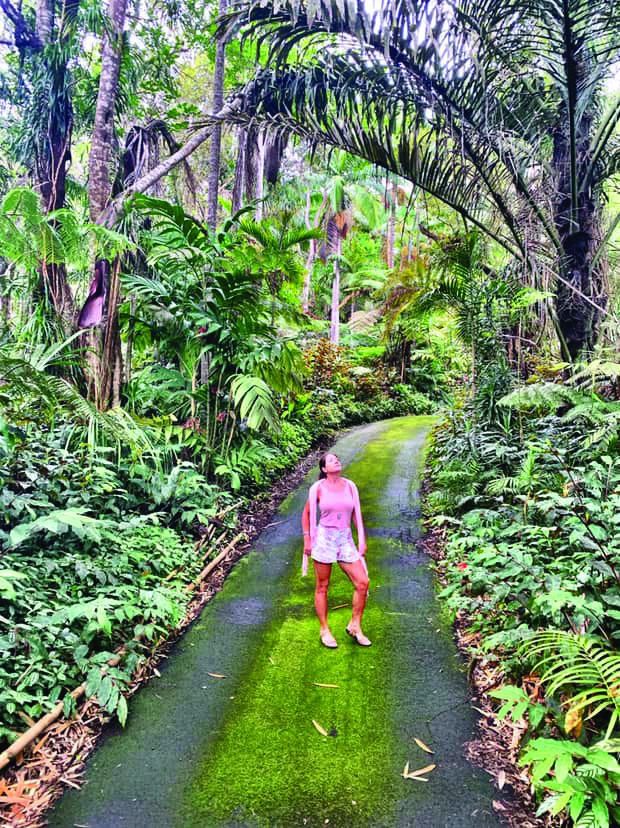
[323,453,342,474]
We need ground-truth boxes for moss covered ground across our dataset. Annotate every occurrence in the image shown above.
[48,417,503,828]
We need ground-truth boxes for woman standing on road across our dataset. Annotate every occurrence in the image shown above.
[301,452,371,648]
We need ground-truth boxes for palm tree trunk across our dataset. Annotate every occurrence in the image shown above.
[302,190,328,312]
[207,0,228,231]
[386,175,397,270]
[231,126,246,214]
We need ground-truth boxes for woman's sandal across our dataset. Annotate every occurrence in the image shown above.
[320,631,338,649]
[346,625,372,647]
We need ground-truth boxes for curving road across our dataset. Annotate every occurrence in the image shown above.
[48,416,504,828]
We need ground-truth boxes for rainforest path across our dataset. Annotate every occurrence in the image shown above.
[48,416,503,828]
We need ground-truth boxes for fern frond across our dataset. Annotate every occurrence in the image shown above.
[520,631,620,722]
[499,383,584,412]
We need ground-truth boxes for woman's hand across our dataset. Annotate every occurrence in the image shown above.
[304,534,312,555]
[359,539,367,557]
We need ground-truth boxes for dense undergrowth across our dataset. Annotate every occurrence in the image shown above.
[0,338,436,752]
[425,374,620,828]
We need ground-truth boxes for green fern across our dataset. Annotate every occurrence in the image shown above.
[520,631,620,737]
[0,342,153,457]
[499,382,584,412]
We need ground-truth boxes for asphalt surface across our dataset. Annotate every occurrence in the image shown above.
[47,416,504,828]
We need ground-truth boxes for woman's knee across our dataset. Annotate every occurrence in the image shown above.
[354,574,369,593]
[315,577,330,596]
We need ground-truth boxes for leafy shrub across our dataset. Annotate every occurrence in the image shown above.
[0,524,203,746]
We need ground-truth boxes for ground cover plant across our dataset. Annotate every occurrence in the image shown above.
[425,368,620,827]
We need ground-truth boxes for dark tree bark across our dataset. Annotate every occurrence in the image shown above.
[552,84,607,361]
[206,0,228,231]
[84,0,128,409]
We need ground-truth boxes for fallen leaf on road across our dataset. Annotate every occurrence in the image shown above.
[402,762,410,777]
[406,763,436,778]
[207,672,227,678]
[313,682,340,688]
[492,800,506,811]
[413,737,434,754]
[497,770,506,790]
[312,719,328,737]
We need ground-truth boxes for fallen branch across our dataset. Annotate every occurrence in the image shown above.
[185,531,246,593]
[98,124,212,228]
[0,649,126,773]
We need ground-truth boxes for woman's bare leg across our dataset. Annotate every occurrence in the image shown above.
[313,561,333,633]
[338,559,370,633]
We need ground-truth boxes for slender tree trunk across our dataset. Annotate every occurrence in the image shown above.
[231,126,246,214]
[255,132,265,221]
[385,175,397,270]
[302,190,328,312]
[125,293,136,386]
[330,236,342,344]
[206,0,228,231]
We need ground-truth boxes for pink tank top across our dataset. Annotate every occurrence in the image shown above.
[318,481,354,530]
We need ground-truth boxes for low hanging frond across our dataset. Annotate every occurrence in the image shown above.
[230,374,281,432]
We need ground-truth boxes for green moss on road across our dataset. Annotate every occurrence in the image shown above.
[47,417,503,828]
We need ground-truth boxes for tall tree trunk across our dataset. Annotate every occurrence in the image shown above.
[31,0,76,328]
[88,0,127,219]
[330,236,342,344]
[552,61,607,361]
[206,0,228,231]
[231,126,246,214]
[86,0,128,409]
[254,132,265,221]
[302,189,328,312]
[385,175,397,270]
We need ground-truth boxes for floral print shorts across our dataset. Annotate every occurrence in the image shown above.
[311,525,360,564]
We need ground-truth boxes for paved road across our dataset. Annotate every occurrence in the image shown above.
[48,417,504,828]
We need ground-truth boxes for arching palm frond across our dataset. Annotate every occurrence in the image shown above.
[217,0,620,356]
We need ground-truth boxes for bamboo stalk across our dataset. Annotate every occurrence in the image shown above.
[0,649,124,772]
[185,531,246,593]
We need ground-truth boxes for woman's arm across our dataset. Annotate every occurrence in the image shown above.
[301,500,311,555]
[349,480,366,556]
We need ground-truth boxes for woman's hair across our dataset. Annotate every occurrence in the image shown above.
[318,454,328,480]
